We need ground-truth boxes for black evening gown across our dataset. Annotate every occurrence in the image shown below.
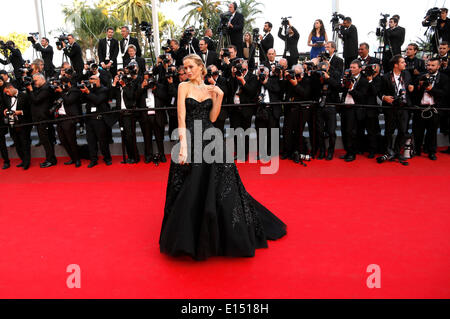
[159,97,287,261]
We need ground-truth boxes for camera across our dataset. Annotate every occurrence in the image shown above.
[140,21,153,37]
[285,69,296,80]
[55,33,69,47]
[392,88,406,106]
[318,52,330,61]
[162,39,171,52]
[376,13,390,37]
[281,17,292,27]
[218,12,233,33]
[77,80,91,89]
[425,7,441,23]
[419,74,430,88]
[222,48,230,58]
[252,28,260,42]
[22,76,33,87]
[27,32,39,43]
[331,12,345,31]
[3,110,16,126]
[233,60,245,77]
[49,97,64,115]
[126,64,138,76]
[0,40,13,51]
[258,66,267,82]
[361,64,377,77]
[48,78,62,90]
[181,27,195,44]
[342,69,354,88]
[206,69,219,80]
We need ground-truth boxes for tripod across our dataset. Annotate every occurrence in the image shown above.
[143,32,156,68]
[217,27,231,52]
[424,22,441,55]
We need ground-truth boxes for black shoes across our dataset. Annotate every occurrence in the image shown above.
[326,152,334,161]
[317,151,325,160]
[280,153,290,160]
[159,154,167,163]
[16,162,24,168]
[429,153,437,161]
[144,156,152,164]
[64,160,75,165]
[368,152,375,159]
[40,161,56,168]
[340,153,355,162]
[2,162,10,169]
[440,147,450,154]
[87,161,98,168]
[105,160,112,166]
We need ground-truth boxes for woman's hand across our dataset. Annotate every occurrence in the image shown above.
[179,140,188,165]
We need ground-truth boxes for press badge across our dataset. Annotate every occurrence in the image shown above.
[146,95,155,115]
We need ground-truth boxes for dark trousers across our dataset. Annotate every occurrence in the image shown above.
[57,118,80,162]
[12,126,32,166]
[214,118,227,135]
[384,108,409,155]
[120,114,139,161]
[86,117,112,162]
[255,112,279,157]
[413,110,440,155]
[229,109,253,157]
[139,115,165,157]
[342,107,358,156]
[0,133,9,164]
[356,109,380,154]
[37,123,57,163]
[286,56,299,69]
[317,106,337,153]
[283,106,314,155]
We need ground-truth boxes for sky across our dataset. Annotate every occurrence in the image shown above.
[0,0,446,64]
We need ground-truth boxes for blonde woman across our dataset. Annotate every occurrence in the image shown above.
[159,54,286,261]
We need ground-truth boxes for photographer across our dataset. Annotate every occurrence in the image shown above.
[383,17,405,72]
[228,59,258,160]
[169,39,188,67]
[0,69,19,89]
[61,34,84,80]
[254,65,282,160]
[219,45,239,79]
[26,73,57,168]
[263,48,278,71]
[379,55,414,162]
[98,27,119,77]
[82,61,112,89]
[361,63,382,158]
[0,40,25,80]
[79,76,112,168]
[340,60,369,162]
[126,45,146,78]
[423,8,450,53]
[314,61,341,160]
[259,22,275,58]
[136,70,168,164]
[205,65,229,133]
[52,76,82,167]
[180,27,200,55]
[153,53,177,84]
[339,17,359,69]
[281,64,312,162]
[414,58,449,160]
[226,2,245,58]
[32,37,55,78]
[112,66,140,164]
[278,20,300,68]
[198,39,220,68]
[358,43,380,66]
[3,83,32,170]
[0,77,10,169]
[325,41,344,77]
[204,29,216,52]
[120,26,142,68]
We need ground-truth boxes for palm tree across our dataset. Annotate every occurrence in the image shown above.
[180,0,222,29]
[236,0,264,32]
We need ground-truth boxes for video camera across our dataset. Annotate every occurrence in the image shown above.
[331,12,345,31]
[27,32,39,43]
[0,40,13,52]
[140,21,153,37]
[281,17,292,27]
[376,13,390,37]
[425,7,442,23]
[181,27,195,43]
[218,11,232,34]
[55,33,69,47]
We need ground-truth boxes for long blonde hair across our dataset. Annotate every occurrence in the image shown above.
[183,54,207,77]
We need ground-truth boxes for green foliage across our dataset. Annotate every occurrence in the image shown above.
[0,33,31,54]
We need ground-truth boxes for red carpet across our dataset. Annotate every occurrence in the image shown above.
[1,151,450,299]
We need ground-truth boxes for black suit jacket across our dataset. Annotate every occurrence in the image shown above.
[229,12,245,56]
[34,44,55,75]
[385,27,405,55]
[340,24,358,59]
[27,83,52,121]
[417,72,449,107]
[112,79,139,110]
[278,27,300,58]
[342,75,369,105]
[358,55,381,66]
[136,83,168,126]
[204,76,229,121]
[257,77,282,119]
[98,38,119,65]
[59,87,82,116]
[64,42,84,75]
[82,69,112,89]
[128,56,146,78]
[260,32,274,55]
[5,92,32,125]
[380,71,413,106]
[329,54,344,76]
[120,37,142,66]
[228,72,259,117]
[204,36,216,52]
[198,50,220,68]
